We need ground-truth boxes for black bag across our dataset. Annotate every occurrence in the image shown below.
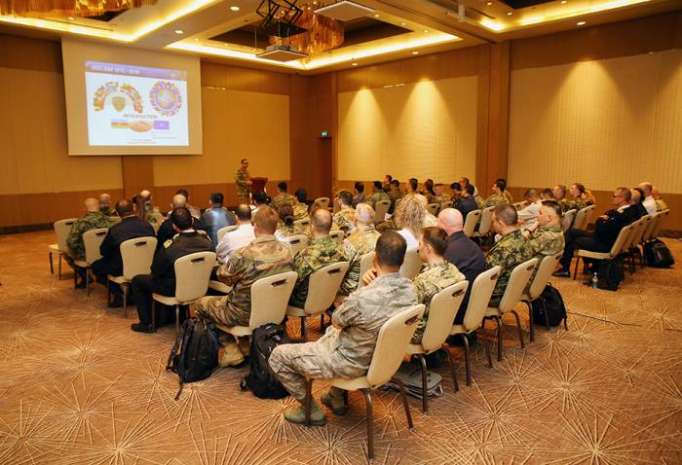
[643,239,674,268]
[531,284,567,328]
[597,258,624,291]
[167,318,219,399]
[241,324,290,399]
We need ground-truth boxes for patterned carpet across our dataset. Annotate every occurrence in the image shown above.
[0,230,681,465]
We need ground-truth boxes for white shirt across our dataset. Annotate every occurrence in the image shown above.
[517,200,542,228]
[398,228,419,251]
[216,223,255,264]
[643,196,657,216]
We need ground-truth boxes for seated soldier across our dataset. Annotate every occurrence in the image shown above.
[289,209,346,308]
[484,179,511,208]
[523,201,565,282]
[271,182,297,211]
[332,190,355,235]
[269,231,418,425]
[293,188,310,221]
[275,204,305,240]
[193,206,294,328]
[486,204,534,306]
[352,182,367,207]
[99,193,116,217]
[338,203,380,299]
[368,181,390,209]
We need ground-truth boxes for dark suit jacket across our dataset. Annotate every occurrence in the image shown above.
[151,230,214,295]
[455,196,478,220]
[93,216,155,277]
[594,206,637,248]
[156,216,206,251]
[444,231,488,323]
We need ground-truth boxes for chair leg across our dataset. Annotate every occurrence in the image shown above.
[417,354,428,413]
[526,301,535,343]
[58,255,63,279]
[572,257,579,280]
[49,252,54,274]
[86,269,91,296]
[151,300,157,332]
[395,379,414,430]
[511,310,525,349]
[300,316,307,341]
[484,339,493,368]
[175,305,180,336]
[106,280,112,306]
[563,314,569,331]
[304,379,312,426]
[495,316,503,361]
[462,334,472,386]
[442,343,459,392]
[360,389,374,460]
[122,284,128,318]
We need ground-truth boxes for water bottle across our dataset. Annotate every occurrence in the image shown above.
[591,272,599,289]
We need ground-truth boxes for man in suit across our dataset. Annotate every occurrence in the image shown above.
[91,199,155,306]
[453,183,478,221]
[157,194,205,250]
[130,207,213,333]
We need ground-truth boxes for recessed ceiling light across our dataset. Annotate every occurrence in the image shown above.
[486,1,492,5]
[352,62,358,66]
[412,50,419,55]
[507,11,513,16]
[401,22,406,26]
[67,16,74,20]
[576,20,586,26]
[230,5,240,12]
[423,29,429,33]
[374,13,379,18]
[174,29,184,34]
[561,0,567,3]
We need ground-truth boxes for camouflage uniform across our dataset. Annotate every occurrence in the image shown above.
[411,262,465,344]
[527,224,565,284]
[100,207,117,217]
[475,195,485,209]
[484,193,509,208]
[66,211,115,260]
[339,225,380,296]
[368,190,390,209]
[486,229,534,306]
[194,235,293,327]
[503,190,514,204]
[290,236,346,308]
[271,193,297,211]
[292,202,309,221]
[352,192,367,208]
[276,222,307,239]
[270,272,417,400]
[333,206,355,234]
[235,167,250,204]
[557,198,574,214]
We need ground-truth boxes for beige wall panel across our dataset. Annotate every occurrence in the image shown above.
[509,49,682,193]
[337,76,478,183]
[153,88,290,186]
[0,67,122,195]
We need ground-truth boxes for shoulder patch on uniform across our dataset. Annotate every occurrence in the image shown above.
[164,239,173,248]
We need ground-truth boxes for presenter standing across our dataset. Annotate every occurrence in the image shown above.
[235,158,252,204]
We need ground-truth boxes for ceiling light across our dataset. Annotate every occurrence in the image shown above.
[576,20,586,26]
[423,29,429,33]
[230,5,240,11]
[412,50,419,55]
[67,16,74,20]
[373,13,379,18]
[352,62,358,66]
[401,22,406,26]
[486,1,492,5]
[174,29,184,34]
[561,0,567,3]
[507,11,513,16]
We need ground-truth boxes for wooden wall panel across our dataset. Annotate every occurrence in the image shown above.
[122,157,154,199]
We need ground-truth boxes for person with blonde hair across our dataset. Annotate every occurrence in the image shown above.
[393,193,426,250]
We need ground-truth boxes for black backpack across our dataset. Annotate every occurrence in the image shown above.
[241,324,290,399]
[531,284,567,328]
[597,258,625,291]
[643,239,674,268]
[167,318,219,399]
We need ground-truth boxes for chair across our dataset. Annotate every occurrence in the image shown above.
[283,234,309,256]
[427,203,440,216]
[521,253,564,342]
[399,249,422,280]
[561,209,577,233]
[357,252,375,289]
[573,223,634,280]
[485,258,538,361]
[73,228,108,295]
[217,225,239,243]
[405,281,468,412]
[107,236,158,318]
[304,304,425,460]
[463,210,481,238]
[48,218,77,279]
[329,230,345,243]
[641,211,661,244]
[314,197,330,209]
[625,217,649,271]
[572,205,595,231]
[294,218,311,229]
[474,206,495,238]
[152,251,216,334]
[215,271,297,338]
[448,266,500,386]
[650,209,669,240]
[286,262,349,341]
[374,200,390,223]
[439,201,452,211]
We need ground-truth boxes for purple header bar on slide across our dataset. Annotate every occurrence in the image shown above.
[85,61,187,81]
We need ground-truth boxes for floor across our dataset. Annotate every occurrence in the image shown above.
[0,230,681,465]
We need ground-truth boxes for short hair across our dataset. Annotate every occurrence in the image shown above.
[295,188,308,203]
[355,203,374,224]
[494,204,517,226]
[373,181,382,190]
[311,208,333,234]
[171,207,193,230]
[240,158,248,164]
[115,199,133,217]
[541,200,562,218]
[616,187,631,202]
[409,178,418,191]
[555,184,567,197]
[639,182,653,195]
[375,230,407,268]
[254,206,278,234]
[421,226,448,256]
[210,192,224,205]
[253,191,268,205]
[338,190,353,206]
[236,204,252,221]
[573,183,586,194]
[354,182,365,193]
[460,177,470,185]
[465,184,475,195]
[278,181,288,192]
[541,188,553,199]
[451,182,462,191]
[278,204,295,226]
[390,179,400,187]
[524,189,538,200]
[495,179,507,191]
[632,187,645,204]
[176,188,190,199]
[385,174,393,182]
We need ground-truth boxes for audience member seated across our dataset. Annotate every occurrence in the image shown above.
[91,200,155,305]
[388,179,403,213]
[424,179,438,204]
[553,184,572,212]
[459,177,483,207]
[630,188,648,220]
[252,191,270,215]
[99,193,116,216]
[289,209,347,308]
[216,204,255,264]
[517,189,542,229]
[407,178,419,195]
[524,201,565,280]
[201,192,236,246]
[275,204,302,240]
[193,206,294,329]
[65,197,116,288]
[540,188,554,201]
[157,194,203,249]
[269,231,418,425]
[176,189,201,218]
[393,194,424,250]
[453,183,478,220]
[130,208,213,333]
[338,203,380,298]
[271,182,297,211]
[293,188,310,220]
[556,187,635,277]
[568,183,595,210]
[438,208,487,323]
[368,180,390,209]
[652,185,668,211]
[352,182,366,207]
[434,183,449,203]
[332,190,355,234]
[382,174,393,192]
[485,179,512,207]
[638,182,656,215]
[486,204,534,306]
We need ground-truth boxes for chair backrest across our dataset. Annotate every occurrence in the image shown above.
[172,251,216,303]
[630,216,650,249]
[399,249,422,280]
[420,281,468,353]
[427,203,440,216]
[463,210,481,238]
[54,218,77,252]
[608,223,635,258]
[528,253,562,300]
[561,209,577,233]
[217,225,239,243]
[651,209,669,239]
[357,251,375,289]
[439,201,452,211]
[82,228,108,264]
[329,230,345,242]
[249,271,298,328]
[283,234,309,256]
[120,237,158,280]
[461,266,501,331]
[497,258,538,313]
[294,218,310,228]
[304,262,350,314]
[573,205,595,231]
[314,197,330,209]
[641,211,660,242]
[620,218,641,252]
[478,207,495,236]
[366,304,425,388]
[374,200,390,223]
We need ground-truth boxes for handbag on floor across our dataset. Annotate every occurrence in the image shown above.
[643,239,674,268]
[384,362,443,399]
[531,284,567,328]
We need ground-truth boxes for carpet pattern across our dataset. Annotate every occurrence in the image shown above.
[0,231,681,464]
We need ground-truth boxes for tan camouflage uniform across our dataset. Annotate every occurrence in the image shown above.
[527,224,565,284]
[292,202,309,221]
[486,229,534,306]
[269,272,417,400]
[332,207,355,234]
[271,193,297,211]
[290,236,346,308]
[368,190,390,209]
[235,167,250,204]
[339,225,380,296]
[484,193,510,208]
[66,211,115,260]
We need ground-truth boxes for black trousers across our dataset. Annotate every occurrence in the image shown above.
[561,229,611,271]
[131,274,177,327]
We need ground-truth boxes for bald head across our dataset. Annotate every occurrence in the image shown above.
[437,208,463,235]
[172,194,187,208]
[311,208,332,235]
[99,193,111,206]
[140,189,151,200]
[355,203,374,226]
[84,197,99,212]
[638,182,653,196]
[115,199,134,217]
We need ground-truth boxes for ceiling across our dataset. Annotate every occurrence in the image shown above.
[0,0,679,74]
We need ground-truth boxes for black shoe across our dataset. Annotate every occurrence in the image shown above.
[131,323,154,333]
[108,294,123,308]
[552,270,571,278]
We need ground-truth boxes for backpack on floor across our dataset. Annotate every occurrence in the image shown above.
[384,362,444,399]
[643,239,674,268]
[531,284,567,328]
[167,318,220,399]
[241,323,290,399]
[597,258,624,291]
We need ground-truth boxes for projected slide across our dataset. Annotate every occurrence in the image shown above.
[85,61,189,146]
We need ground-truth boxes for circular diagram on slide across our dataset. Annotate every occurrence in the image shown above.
[150,81,182,117]
[92,82,143,113]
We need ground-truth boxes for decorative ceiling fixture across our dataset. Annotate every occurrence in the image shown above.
[257,0,307,38]
[270,8,344,55]
[0,0,156,17]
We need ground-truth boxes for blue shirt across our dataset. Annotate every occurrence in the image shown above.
[201,207,236,246]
